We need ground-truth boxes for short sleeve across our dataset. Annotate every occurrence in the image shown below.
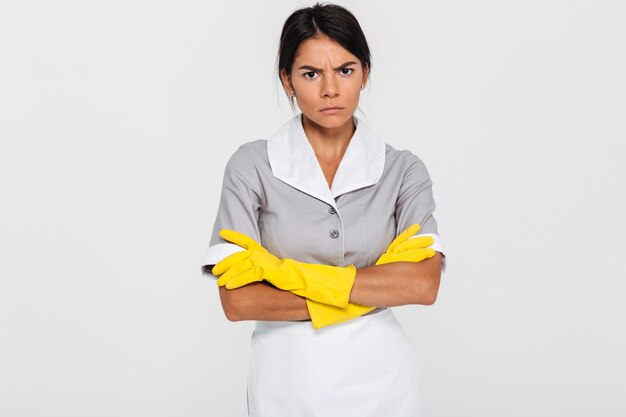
[201,146,264,278]
[395,153,447,271]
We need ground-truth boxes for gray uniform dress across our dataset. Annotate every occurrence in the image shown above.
[202,113,445,417]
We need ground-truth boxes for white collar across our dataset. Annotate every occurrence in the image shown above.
[267,113,386,209]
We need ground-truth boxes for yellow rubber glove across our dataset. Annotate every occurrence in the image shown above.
[306,224,437,329]
[212,230,356,308]
[375,224,436,264]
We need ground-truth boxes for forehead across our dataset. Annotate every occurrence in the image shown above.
[293,35,359,64]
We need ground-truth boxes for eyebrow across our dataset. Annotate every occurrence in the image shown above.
[297,61,359,71]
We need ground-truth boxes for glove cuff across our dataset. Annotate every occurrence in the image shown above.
[279,260,357,308]
[306,298,376,330]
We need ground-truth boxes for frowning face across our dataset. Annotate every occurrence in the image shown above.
[281,34,369,131]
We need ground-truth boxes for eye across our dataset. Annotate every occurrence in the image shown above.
[303,71,319,79]
[340,68,354,76]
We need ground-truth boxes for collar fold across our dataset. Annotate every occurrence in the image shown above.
[267,113,386,208]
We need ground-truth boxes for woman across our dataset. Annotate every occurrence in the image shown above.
[202,3,446,416]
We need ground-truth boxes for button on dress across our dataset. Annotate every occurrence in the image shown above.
[202,113,446,417]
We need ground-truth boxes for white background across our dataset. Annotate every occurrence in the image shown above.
[1,1,625,416]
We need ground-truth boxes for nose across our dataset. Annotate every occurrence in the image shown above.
[321,75,339,98]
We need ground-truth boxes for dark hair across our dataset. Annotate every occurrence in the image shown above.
[277,2,372,111]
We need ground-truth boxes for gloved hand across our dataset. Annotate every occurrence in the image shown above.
[212,230,356,308]
[375,223,436,264]
[306,223,436,329]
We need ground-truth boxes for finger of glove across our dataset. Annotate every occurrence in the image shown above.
[225,269,263,290]
[387,224,421,252]
[375,253,395,265]
[216,258,253,286]
[219,229,260,250]
[397,247,437,262]
[390,236,434,253]
[377,248,436,264]
[212,250,251,276]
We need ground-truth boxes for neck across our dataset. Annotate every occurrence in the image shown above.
[301,114,356,162]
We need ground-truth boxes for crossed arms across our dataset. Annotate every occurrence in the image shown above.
[218,252,442,322]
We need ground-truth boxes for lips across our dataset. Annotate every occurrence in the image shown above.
[320,106,344,115]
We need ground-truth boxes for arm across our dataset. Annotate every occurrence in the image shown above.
[219,281,310,322]
[218,251,442,322]
[350,252,442,307]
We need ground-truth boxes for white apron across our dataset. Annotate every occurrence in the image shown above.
[247,308,427,417]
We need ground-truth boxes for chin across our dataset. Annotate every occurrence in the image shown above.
[304,112,354,130]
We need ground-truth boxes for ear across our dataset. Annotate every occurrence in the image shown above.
[280,68,294,95]
[361,63,369,89]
